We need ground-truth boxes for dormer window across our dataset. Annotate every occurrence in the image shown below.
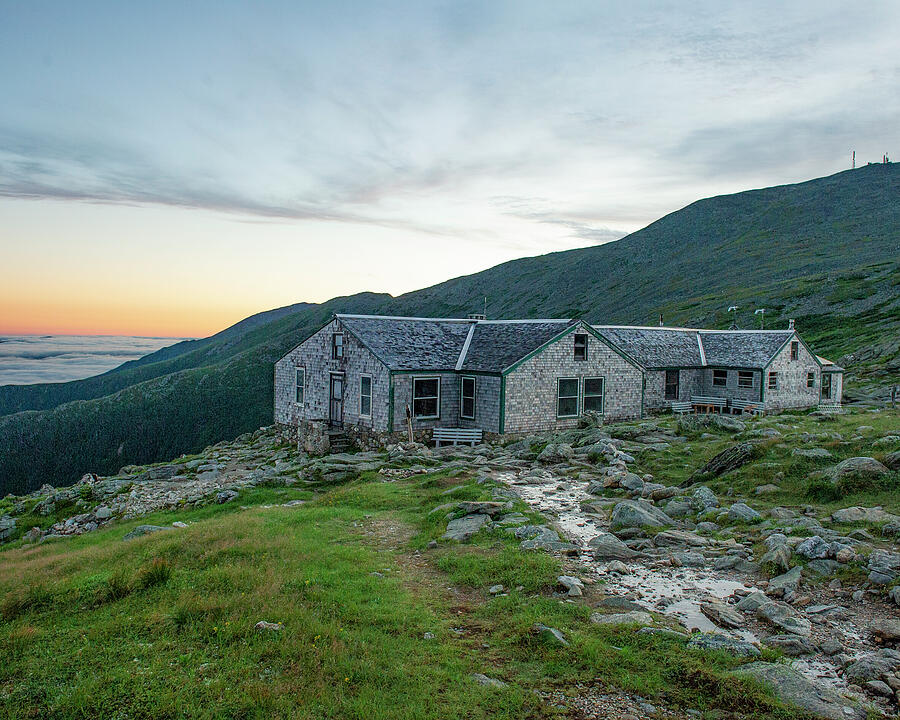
[574,333,587,361]
[332,333,344,359]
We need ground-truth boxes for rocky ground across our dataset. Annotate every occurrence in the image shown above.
[2,408,899,719]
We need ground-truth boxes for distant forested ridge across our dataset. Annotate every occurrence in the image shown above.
[2,164,898,493]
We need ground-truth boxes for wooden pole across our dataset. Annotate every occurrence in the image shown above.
[406,405,414,443]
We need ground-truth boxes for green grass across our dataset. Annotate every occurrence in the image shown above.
[0,469,810,719]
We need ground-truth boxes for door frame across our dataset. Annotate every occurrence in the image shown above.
[329,372,345,427]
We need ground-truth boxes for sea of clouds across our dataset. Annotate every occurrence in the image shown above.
[0,335,184,385]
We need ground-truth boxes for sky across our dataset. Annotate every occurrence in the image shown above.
[1,1,898,337]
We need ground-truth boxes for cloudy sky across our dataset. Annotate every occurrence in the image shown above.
[1,1,898,336]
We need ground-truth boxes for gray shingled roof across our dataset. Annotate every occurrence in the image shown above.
[338,316,473,371]
[699,331,793,368]
[460,321,574,372]
[594,327,703,367]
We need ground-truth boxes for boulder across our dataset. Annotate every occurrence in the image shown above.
[557,575,584,597]
[691,486,719,511]
[733,662,866,720]
[767,566,802,598]
[587,532,639,560]
[662,499,693,518]
[443,514,491,541]
[825,457,889,482]
[538,443,574,464]
[736,592,770,613]
[652,529,708,548]
[533,623,569,647]
[472,673,507,689]
[685,442,755,484]
[94,506,114,520]
[831,506,900,524]
[688,633,759,657]
[700,601,744,629]
[674,551,705,567]
[760,544,792,574]
[610,500,674,529]
[871,619,900,646]
[727,502,761,523]
[884,450,900,470]
[867,549,900,585]
[215,490,239,504]
[764,634,815,656]
[589,610,653,626]
[123,524,171,541]
[0,515,16,542]
[795,535,829,559]
[757,601,811,636]
[844,649,900,685]
[455,501,506,516]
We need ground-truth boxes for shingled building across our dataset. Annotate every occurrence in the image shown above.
[273,314,843,440]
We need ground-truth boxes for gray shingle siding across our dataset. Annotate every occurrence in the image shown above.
[763,335,822,411]
[504,324,643,432]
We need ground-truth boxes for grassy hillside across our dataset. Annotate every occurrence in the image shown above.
[1,164,898,493]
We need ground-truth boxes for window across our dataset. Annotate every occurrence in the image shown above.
[412,377,440,418]
[768,372,778,390]
[821,374,832,400]
[295,368,305,404]
[664,370,679,400]
[332,333,344,359]
[557,378,579,417]
[790,341,799,361]
[359,375,372,417]
[460,376,476,419]
[807,371,815,388]
[574,333,587,361]
[738,371,754,389]
[712,369,727,387]
[583,377,604,413]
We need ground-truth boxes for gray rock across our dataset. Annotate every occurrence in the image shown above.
[695,521,720,534]
[94,506,114,520]
[805,559,841,577]
[761,544,792,574]
[864,680,894,697]
[610,500,674,529]
[867,549,900,584]
[819,638,843,656]
[889,586,900,607]
[688,633,759,657]
[538,443,574,464]
[764,634,815,656]
[587,532,639,560]
[589,610,653,626]
[488,584,504,595]
[791,448,832,459]
[825,456,890,483]
[795,535,829,559]
[455,501,506,516]
[122,524,171,541]
[871,618,900,645]
[443,514,491,541]
[557,575,584,597]
[216,490,239,504]
[831,505,900,524]
[700,601,744,629]
[674,551,706,567]
[767,566,802,598]
[884,450,900,470]
[653,529,708,547]
[0,515,16,542]
[147,464,181,480]
[22,526,43,543]
[619,473,645,494]
[472,673,507,689]
[733,662,866,720]
[844,649,900,684]
[757,601,811,636]
[663,499,694,518]
[727,502,761,523]
[691,486,719,512]
[534,623,569,646]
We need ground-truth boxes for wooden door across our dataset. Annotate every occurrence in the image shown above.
[329,375,344,426]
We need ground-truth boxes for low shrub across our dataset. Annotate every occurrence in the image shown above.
[134,557,172,591]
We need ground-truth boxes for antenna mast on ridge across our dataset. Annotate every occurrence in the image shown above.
[852,150,855,169]
[755,308,766,330]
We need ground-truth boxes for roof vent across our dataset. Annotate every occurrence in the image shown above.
[467,313,486,321]
[788,319,795,330]
[658,313,664,327]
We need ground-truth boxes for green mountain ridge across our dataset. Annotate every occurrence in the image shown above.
[1,164,898,493]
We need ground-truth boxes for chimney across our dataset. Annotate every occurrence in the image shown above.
[658,313,663,327]
[788,319,795,331]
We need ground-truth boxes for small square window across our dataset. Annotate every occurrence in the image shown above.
[712,369,727,387]
[738,371,754,389]
[768,372,778,390]
[790,341,799,361]
[807,371,815,388]
[574,333,587,361]
[557,378,579,417]
[295,368,305,404]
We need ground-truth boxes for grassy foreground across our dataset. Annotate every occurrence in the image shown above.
[0,467,814,719]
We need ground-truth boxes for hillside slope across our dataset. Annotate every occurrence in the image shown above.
[1,164,897,493]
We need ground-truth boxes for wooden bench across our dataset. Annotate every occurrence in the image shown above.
[691,396,728,414]
[729,398,763,416]
[433,427,483,447]
[670,401,694,415]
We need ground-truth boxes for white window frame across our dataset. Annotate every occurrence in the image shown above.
[582,377,605,414]
[332,332,344,359]
[459,375,476,420]
[737,371,754,389]
[557,377,579,418]
[359,374,373,418]
[412,376,441,419]
[295,367,305,405]
[573,333,588,361]
[712,369,727,387]
[768,371,778,390]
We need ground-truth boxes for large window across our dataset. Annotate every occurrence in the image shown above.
[360,375,372,417]
[332,333,344,359]
[768,372,778,390]
[460,376,476,419]
[583,377,604,413]
[738,371,754,389]
[412,377,440,419]
[295,368,305,404]
[557,378,579,417]
[664,370,679,400]
[807,371,815,388]
[821,374,832,400]
[574,333,588,361]
[712,369,727,387]
[790,341,799,360]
